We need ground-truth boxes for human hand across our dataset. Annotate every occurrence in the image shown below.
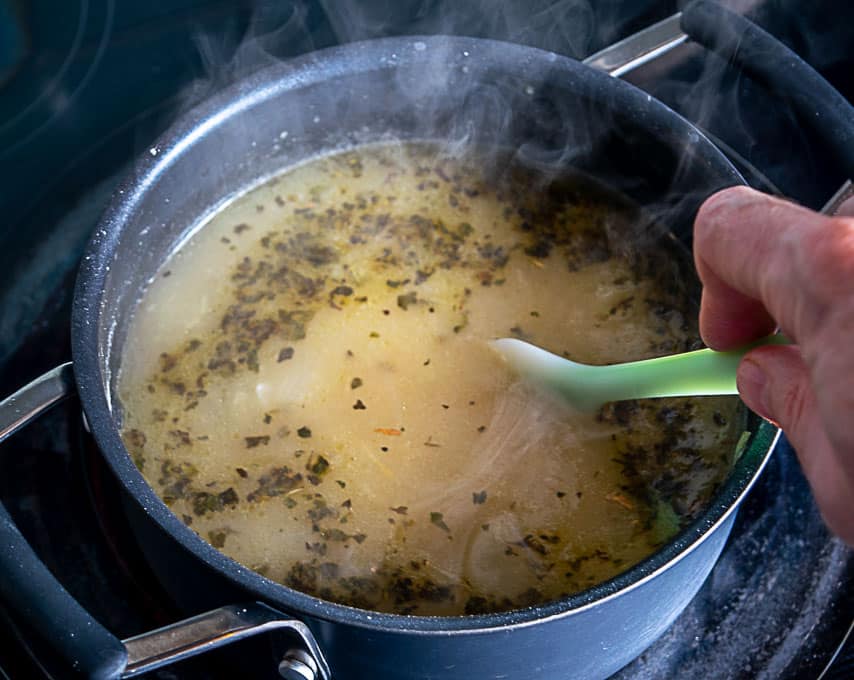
[693,185,854,546]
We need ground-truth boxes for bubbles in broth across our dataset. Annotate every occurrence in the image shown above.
[118,143,743,616]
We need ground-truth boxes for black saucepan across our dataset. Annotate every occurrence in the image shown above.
[1,3,850,679]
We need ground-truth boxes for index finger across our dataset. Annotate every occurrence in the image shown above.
[693,186,854,354]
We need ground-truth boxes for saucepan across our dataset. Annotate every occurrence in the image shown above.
[0,2,851,678]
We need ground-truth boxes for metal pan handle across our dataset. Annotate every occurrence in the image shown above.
[0,364,125,678]
[681,0,854,181]
[0,362,76,441]
[0,366,329,679]
[585,2,854,185]
[123,603,329,680]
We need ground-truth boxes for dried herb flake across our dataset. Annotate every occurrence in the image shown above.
[430,512,450,532]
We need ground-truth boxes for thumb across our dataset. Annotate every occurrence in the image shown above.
[737,345,854,545]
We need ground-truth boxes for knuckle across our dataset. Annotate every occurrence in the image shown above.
[800,217,854,298]
[806,295,854,368]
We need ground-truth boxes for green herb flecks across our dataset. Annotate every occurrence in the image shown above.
[397,291,418,310]
[430,512,450,533]
[307,454,330,476]
[247,466,303,503]
[192,487,239,517]
[208,527,234,548]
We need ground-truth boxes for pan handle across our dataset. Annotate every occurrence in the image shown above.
[0,362,76,441]
[0,364,127,678]
[0,366,330,679]
[681,0,854,181]
[122,602,330,679]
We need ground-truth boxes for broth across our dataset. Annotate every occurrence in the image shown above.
[118,143,743,616]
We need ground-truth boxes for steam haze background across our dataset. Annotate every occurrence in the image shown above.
[179,0,853,211]
[2,0,853,228]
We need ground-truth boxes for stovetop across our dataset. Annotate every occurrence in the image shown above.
[0,1,851,678]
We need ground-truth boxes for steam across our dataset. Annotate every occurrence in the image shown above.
[317,0,596,59]
[153,0,844,249]
[176,3,319,110]
[627,0,849,209]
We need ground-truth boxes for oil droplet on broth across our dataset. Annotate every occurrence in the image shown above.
[118,143,744,616]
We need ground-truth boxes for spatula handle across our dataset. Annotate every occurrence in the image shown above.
[582,334,791,403]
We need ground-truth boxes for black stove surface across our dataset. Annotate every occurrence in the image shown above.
[0,1,852,678]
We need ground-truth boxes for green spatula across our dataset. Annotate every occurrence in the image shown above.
[492,334,789,412]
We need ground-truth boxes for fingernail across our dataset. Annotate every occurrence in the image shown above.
[737,358,773,421]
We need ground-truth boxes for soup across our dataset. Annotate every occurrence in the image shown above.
[118,143,743,616]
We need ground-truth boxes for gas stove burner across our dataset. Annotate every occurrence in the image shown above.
[0,0,115,158]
